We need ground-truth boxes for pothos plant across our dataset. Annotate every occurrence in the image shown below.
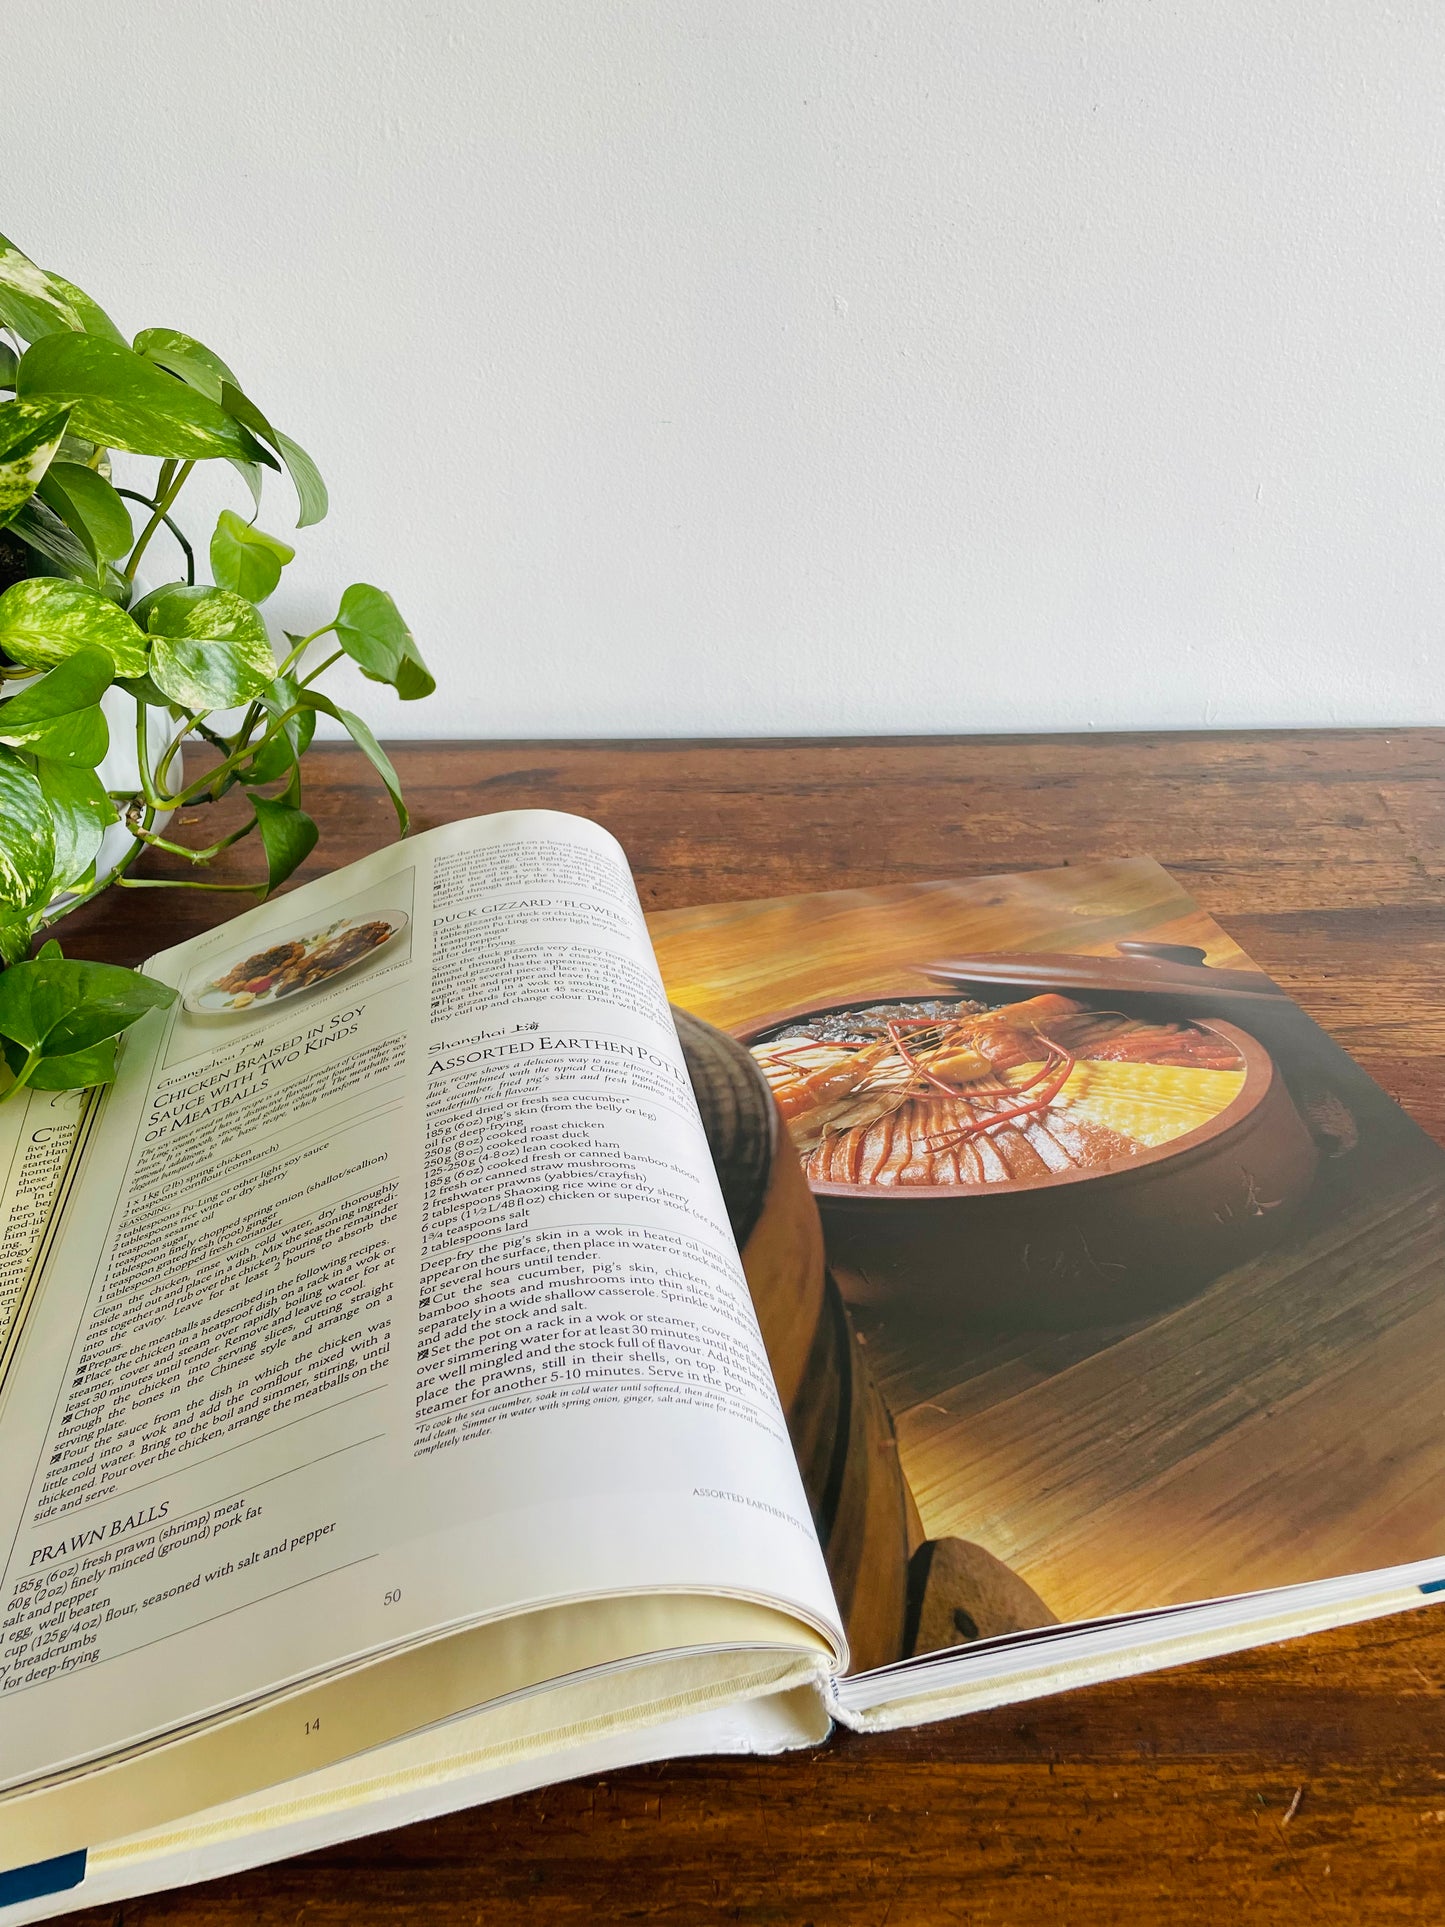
[0,230,431,1104]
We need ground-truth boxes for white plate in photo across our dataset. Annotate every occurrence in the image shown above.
[184,911,410,1015]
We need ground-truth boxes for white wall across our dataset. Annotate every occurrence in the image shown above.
[11,3,1445,738]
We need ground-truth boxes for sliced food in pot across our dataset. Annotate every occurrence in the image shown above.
[750,995,1247,1189]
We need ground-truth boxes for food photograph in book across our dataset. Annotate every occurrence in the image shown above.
[162,870,417,1069]
[651,859,1445,1669]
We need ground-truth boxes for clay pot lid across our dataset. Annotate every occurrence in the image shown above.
[920,943,1290,1007]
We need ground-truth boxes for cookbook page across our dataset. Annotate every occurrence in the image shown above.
[0,811,841,1798]
[648,857,1445,1687]
[0,1086,92,1371]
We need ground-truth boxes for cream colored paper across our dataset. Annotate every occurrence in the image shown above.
[0,1086,91,1377]
[0,811,842,1821]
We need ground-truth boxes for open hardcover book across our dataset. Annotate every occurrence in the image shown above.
[3,812,1444,1918]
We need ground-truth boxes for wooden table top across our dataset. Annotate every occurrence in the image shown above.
[64,729,1445,1926]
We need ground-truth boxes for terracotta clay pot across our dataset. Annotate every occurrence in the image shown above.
[735,960,1322,1330]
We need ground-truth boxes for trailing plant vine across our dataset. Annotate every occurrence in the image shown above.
[0,230,431,1102]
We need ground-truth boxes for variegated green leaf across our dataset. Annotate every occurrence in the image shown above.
[0,915,31,966]
[35,461,133,561]
[0,578,148,676]
[133,336,326,520]
[45,275,126,345]
[4,496,107,589]
[124,581,176,631]
[334,584,433,701]
[133,334,282,502]
[18,335,269,462]
[219,383,327,526]
[272,430,327,528]
[0,939,173,1056]
[26,1036,119,1090]
[0,745,54,911]
[34,760,115,890]
[0,234,125,345]
[252,795,318,892]
[146,585,276,708]
[132,327,239,397]
[0,398,71,529]
[0,647,113,767]
[150,634,270,710]
[210,509,294,603]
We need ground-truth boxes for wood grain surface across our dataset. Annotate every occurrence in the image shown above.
[59,728,1445,1924]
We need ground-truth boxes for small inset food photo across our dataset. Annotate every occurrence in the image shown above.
[184,911,409,1015]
